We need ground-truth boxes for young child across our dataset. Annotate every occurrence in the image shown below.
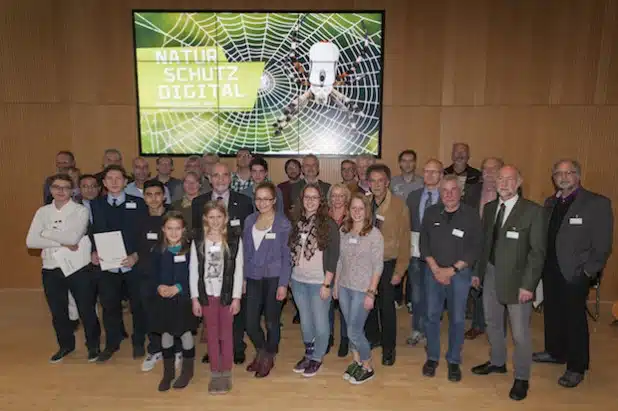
[150,211,197,392]
[190,201,243,394]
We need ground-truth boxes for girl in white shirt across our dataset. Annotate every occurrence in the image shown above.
[190,201,243,395]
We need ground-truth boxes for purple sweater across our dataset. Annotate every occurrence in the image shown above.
[242,212,292,287]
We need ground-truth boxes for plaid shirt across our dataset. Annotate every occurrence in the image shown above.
[230,172,271,193]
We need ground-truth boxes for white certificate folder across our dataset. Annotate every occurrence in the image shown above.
[94,231,128,271]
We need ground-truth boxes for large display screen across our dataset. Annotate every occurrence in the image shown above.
[132,11,385,156]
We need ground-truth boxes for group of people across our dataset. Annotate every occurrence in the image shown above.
[27,144,613,401]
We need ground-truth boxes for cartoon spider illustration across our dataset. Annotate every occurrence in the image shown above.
[273,16,370,136]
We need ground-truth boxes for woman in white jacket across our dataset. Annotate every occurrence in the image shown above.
[26,173,100,363]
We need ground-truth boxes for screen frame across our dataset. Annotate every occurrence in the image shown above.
[131,9,386,159]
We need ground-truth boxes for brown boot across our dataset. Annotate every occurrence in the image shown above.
[246,350,262,372]
[158,349,176,392]
[220,371,232,394]
[173,349,195,389]
[255,352,274,378]
[208,372,222,395]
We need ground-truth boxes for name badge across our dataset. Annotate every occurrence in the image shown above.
[376,214,385,222]
[265,233,276,240]
[174,255,186,263]
[569,218,583,225]
[230,219,241,227]
[146,232,158,240]
[349,237,359,244]
[433,222,440,227]
[452,229,464,238]
[506,231,519,239]
[365,191,372,196]
[125,202,137,209]
[209,245,221,253]
[300,233,308,242]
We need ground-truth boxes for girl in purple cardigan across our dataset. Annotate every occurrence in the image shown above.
[242,182,292,378]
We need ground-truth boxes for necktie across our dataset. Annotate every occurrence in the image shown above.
[425,192,433,210]
[112,198,117,207]
[489,203,506,265]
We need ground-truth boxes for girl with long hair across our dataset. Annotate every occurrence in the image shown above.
[288,184,340,377]
[190,200,244,395]
[150,211,197,392]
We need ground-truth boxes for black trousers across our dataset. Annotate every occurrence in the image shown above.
[42,267,100,351]
[245,277,283,355]
[543,267,590,373]
[96,270,126,349]
[233,295,248,356]
[364,259,397,353]
[124,270,149,349]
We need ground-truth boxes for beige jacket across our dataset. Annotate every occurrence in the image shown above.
[373,191,411,278]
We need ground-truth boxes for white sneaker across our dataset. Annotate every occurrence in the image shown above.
[141,352,162,372]
[406,331,426,346]
[175,352,183,370]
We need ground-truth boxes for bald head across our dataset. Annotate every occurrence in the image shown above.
[132,157,150,183]
[497,165,522,201]
[211,162,231,195]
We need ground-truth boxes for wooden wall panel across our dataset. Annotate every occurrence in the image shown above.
[1,0,617,301]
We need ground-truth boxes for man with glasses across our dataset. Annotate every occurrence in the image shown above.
[192,162,254,364]
[231,148,254,192]
[405,159,443,346]
[533,159,613,388]
[44,151,76,204]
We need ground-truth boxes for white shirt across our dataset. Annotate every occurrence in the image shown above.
[211,190,230,208]
[496,195,519,226]
[252,225,271,250]
[26,200,90,269]
[189,239,244,300]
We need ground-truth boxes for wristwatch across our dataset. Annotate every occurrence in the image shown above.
[322,283,331,289]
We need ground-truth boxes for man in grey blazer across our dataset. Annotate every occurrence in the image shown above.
[533,159,613,388]
[288,154,331,214]
[471,165,546,401]
[405,159,443,346]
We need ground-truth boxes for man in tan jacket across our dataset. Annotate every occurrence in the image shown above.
[364,164,411,366]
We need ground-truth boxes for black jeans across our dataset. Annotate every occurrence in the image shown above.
[364,259,397,353]
[543,267,590,373]
[124,270,150,349]
[233,294,248,356]
[245,277,283,355]
[96,270,126,350]
[42,267,100,351]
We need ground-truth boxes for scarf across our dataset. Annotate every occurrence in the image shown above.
[291,215,319,267]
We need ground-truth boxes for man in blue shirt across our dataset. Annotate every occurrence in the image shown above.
[405,159,443,346]
[90,165,147,362]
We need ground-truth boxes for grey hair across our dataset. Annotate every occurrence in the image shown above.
[186,155,201,163]
[442,174,461,185]
[202,152,219,160]
[104,148,122,160]
[552,159,582,176]
[357,153,376,163]
[481,157,505,169]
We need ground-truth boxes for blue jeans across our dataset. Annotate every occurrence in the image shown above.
[338,286,371,362]
[425,266,471,364]
[329,300,348,340]
[408,258,426,334]
[291,279,332,361]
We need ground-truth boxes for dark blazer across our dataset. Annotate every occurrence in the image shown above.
[406,187,443,232]
[474,197,546,305]
[444,164,482,185]
[288,179,332,214]
[191,190,254,238]
[544,188,613,280]
[150,247,191,298]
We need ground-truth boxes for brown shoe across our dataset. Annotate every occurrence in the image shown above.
[220,371,232,393]
[246,351,262,372]
[464,328,484,340]
[255,352,274,378]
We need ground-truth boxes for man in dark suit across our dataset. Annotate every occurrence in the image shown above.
[444,143,482,202]
[533,159,613,388]
[191,162,254,364]
[288,154,331,214]
[405,159,443,346]
[471,165,546,401]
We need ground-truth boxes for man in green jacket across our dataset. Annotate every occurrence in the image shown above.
[470,165,546,402]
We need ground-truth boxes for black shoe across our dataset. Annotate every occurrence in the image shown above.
[234,352,246,365]
[326,335,334,355]
[49,348,74,364]
[532,351,565,364]
[338,337,349,358]
[71,319,80,332]
[369,340,381,350]
[292,312,300,324]
[87,348,100,363]
[447,363,462,382]
[558,370,585,388]
[382,349,396,366]
[202,353,210,364]
[96,347,119,363]
[509,379,529,401]
[422,360,438,377]
[133,345,146,359]
[471,361,507,375]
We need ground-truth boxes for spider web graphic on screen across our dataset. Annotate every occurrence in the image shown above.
[133,11,384,156]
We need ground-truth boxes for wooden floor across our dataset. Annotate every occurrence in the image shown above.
[1,291,617,411]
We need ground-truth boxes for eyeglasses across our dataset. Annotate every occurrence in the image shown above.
[81,184,99,189]
[255,197,274,203]
[51,185,72,191]
[553,171,577,178]
[303,195,321,201]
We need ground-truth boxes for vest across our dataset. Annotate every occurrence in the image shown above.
[196,232,240,307]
